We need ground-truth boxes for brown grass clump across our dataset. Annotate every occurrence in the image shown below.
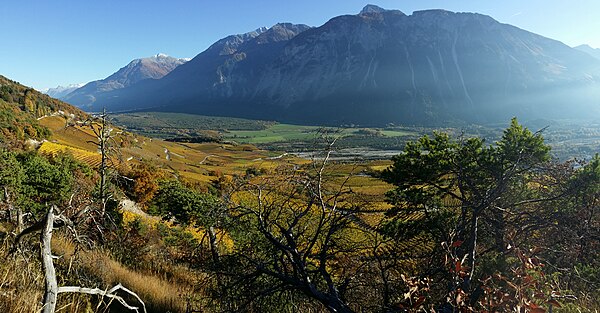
[0,248,44,312]
[0,224,192,313]
[53,235,191,313]
[0,226,94,313]
[0,222,43,313]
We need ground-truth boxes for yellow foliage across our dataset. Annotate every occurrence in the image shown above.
[121,210,138,227]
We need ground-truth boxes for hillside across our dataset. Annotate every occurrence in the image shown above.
[73,5,600,126]
[0,75,86,147]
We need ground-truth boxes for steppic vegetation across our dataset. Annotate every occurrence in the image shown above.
[2,111,600,312]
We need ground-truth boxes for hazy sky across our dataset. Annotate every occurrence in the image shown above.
[1,0,598,90]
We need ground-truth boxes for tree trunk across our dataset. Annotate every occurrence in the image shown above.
[41,207,58,313]
[467,214,479,288]
[98,107,108,216]
[207,226,219,263]
[16,207,23,234]
[492,209,506,254]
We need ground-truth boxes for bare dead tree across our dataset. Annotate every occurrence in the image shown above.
[83,107,121,215]
[10,205,145,313]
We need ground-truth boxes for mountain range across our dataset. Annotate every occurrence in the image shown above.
[63,5,600,126]
[62,54,189,108]
[41,83,85,99]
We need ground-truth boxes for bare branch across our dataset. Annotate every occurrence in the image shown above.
[57,284,146,313]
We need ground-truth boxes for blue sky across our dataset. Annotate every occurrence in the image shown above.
[1,0,598,90]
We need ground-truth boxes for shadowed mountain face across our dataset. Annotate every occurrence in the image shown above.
[63,54,189,108]
[72,5,600,126]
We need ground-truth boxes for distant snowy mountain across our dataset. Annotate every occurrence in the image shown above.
[63,54,189,108]
[41,83,85,99]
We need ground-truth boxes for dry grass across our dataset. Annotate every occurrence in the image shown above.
[0,222,193,313]
[0,222,44,312]
[52,236,192,313]
[0,249,44,312]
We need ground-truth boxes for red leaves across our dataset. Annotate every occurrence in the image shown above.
[451,240,464,248]
[526,302,546,313]
[412,296,426,308]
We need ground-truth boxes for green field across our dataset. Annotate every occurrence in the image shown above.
[226,124,342,143]
[111,112,275,138]
[225,124,413,144]
[111,112,419,151]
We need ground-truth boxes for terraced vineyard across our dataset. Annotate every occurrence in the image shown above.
[39,141,102,168]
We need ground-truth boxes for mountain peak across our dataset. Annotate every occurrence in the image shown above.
[62,54,189,107]
[66,6,600,126]
[575,44,595,50]
[40,83,86,99]
[574,44,600,60]
[360,4,386,14]
[253,23,311,44]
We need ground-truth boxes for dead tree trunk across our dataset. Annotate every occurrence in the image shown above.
[207,226,219,263]
[41,207,58,313]
[85,107,114,216]
[3,187,23,232]
[98,108,109,215]
[38,206,146,313]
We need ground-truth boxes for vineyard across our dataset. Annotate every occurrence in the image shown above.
[39,141,102,168]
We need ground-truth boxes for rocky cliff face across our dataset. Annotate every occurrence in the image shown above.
[77,5,600,125]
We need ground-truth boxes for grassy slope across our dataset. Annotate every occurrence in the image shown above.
[0,75,87,149]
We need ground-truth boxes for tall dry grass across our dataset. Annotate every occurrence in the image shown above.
[0,246,44,312]
[52,235,192,313]
[0,222,193,313]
